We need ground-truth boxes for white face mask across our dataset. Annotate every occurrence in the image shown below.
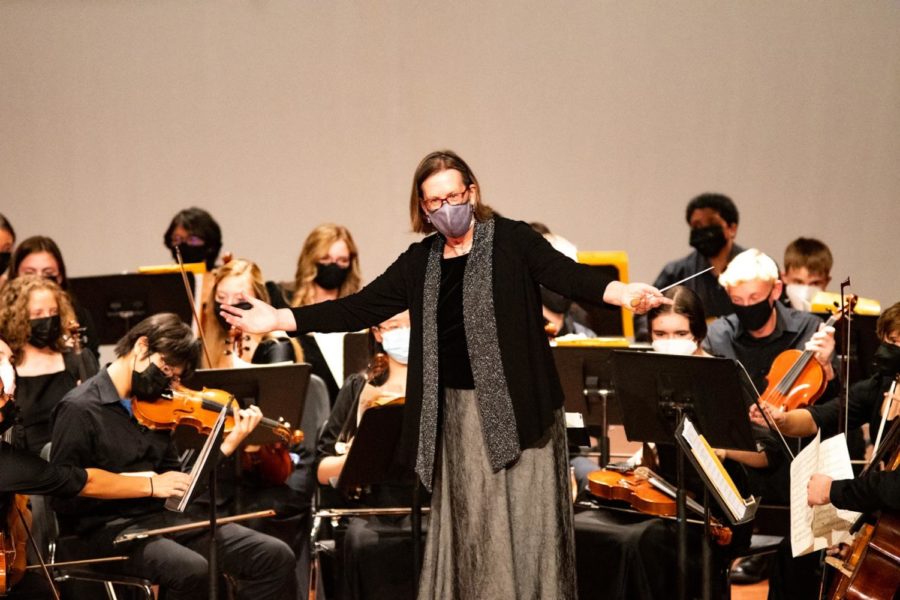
[0,361,16,398]
[652,338,698,356]
[380,327,410,365]
[785,284,822,312]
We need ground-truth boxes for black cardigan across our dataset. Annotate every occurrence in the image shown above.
[290,217,615,471]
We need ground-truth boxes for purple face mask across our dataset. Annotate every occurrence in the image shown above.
[427,201,474,239]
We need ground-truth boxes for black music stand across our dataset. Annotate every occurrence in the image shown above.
[334,404,424,584]
[185,363,311,446]
[342,332,372,381]
[68,273,196,345]
[552,344,649,466]
[611,350,759,600]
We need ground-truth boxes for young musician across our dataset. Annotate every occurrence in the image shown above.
[703,248,838,598]
[270,223,363,403]
[50,313,295,600]
[653,193,745,319]
[0,212,15,287]
[163,207,223,271]
[222,150,666,600]
[6,235,100,357]
[0,335,191,598]
[315,311,418,600]
[781,237,833,312]
[0,276,98,454]
[200,258,303,369]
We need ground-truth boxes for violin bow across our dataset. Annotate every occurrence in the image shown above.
[838,278,852,436]
[174,246,214,368]
[14,502,61,600]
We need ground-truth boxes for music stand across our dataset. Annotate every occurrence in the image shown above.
[611,350,758,600]
[333,404,424,586]
[552,344,649,466]
[68,273,196,345]
[184,363,311,446]
[342,332,372,381]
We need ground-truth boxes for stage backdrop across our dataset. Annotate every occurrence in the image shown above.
[2,1,898,308]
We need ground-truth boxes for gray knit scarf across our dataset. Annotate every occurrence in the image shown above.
[416,218,521,492]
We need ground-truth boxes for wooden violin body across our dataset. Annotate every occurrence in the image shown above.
[761,296,856,412]
[588,468,676,517]
[132,383,302,486]
[0,495,30,595]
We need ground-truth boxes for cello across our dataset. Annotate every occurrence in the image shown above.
[825,378,900,600]
[0,495,29,596]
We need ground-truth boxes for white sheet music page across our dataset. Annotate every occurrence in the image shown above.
[789,432,861,557]
[680,417,748,521]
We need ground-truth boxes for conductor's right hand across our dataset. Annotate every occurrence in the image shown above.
[151,471,192,498]
[220,294,294,334]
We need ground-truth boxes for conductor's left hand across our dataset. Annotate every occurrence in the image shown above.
[220,294,284,334]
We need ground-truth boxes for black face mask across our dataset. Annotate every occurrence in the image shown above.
[0,251,10,275]
[540,286,572,315]
[689,224,728,258]
[131,362,172,400]
[733,296,774,332]
[173,243,209,267]
[873,342,900,376]
[314,263,350,291]
[214,301,253,334]
[29,315,61,349]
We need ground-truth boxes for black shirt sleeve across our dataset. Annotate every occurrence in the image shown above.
[0,441,87,497]
[806,377,880,439]
[830,470,900,513]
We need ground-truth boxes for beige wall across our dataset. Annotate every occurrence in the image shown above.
[2,1,898,307]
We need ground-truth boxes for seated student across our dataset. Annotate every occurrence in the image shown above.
[574,286,774,600]
[271,223,363,404]
[781,237,833,311]
[163,207,224,272]
[315,311,421,600]
[6,236,100,358]
[703,248,839,598]
[50,313,295,600]
[0,276,99,454]
[654,193,744,320]
[0,212,15,287]
[0,334,192,599]
[752,301,900,447]
[200,258,304,369]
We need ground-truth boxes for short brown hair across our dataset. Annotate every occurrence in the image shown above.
[877,302,900,341]
[114,313,201,379]
[783,237,833,277]
[0,275,76,363]
[409,150,493,234]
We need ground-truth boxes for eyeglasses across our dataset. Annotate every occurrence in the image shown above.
[152,355,182,384]
[319,256,352,269]
[422,188,470,213]
[376,323,409,333]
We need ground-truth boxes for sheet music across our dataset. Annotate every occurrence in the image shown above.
[789,432,861,557]
[680,417,749,521]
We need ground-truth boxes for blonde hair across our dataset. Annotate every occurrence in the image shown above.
[202,259,303,368]
[290,224,361,308]
[718,248,779,289]
[0,275,76,363]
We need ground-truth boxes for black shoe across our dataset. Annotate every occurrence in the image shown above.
[730,554,769,585]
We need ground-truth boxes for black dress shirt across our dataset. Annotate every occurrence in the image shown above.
[50,369,180,534]
[806,373,896,441]
[0,440,86,497]
[287,217,615,472]
[831,469,900,513]
[653,244,745,319]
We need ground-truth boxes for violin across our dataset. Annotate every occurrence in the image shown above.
[131,383,302,448]
[760,296,857,412]
[0,495,30,595]
[587,467,732,546]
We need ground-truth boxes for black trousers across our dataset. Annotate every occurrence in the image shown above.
[60,512,295,600]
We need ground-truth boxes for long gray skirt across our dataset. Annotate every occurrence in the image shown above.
[417,388,577,600]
